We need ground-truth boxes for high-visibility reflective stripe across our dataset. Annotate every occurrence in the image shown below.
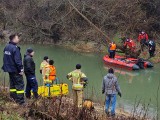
[40,63,45,68]
[40,62,48,69]
[16,90,24,94]
[10,89,16,92]
[71,72,82,84]
[45,80,52,82]
[44,80,52,83]
[49,75,56,76]
[73,84,83,88]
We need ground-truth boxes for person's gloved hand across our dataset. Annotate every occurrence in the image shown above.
[66,75,72,79]
[102,90,105,94]
[118,92,122,97]
[83,82,88,88]
[40,70,42,74]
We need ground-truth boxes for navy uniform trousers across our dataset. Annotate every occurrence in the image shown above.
[25,75,38,99]
[9,72,25,105]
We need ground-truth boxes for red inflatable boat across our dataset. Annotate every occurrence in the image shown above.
[103,55,153,70]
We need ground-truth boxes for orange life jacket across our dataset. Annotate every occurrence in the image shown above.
[49,65,56,81]
[45,65,56,81]
[124,39,136,49]
[138,33,149,41]
[110,43,116,50]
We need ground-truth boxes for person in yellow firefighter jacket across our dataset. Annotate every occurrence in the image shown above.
[43,60,56,85]
[67,64,88,107]
[40,56,49,76]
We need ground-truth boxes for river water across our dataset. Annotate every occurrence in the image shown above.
[0,44,159,118]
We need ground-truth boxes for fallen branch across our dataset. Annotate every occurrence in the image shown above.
[67,0,111,43]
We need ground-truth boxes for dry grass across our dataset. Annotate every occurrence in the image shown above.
[0,86,156,120]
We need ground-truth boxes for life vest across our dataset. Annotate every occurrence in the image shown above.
[49,65,56,80]
[138,33,148,41]
[124,39,135,49]
[110,43,116,51]
[44,65,56,82]
[130,40,136,47]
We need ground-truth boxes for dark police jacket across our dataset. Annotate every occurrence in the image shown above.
[23,54,35,76]
[2,41,23,73]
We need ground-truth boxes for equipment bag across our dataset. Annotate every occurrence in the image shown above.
[38,83,69,97]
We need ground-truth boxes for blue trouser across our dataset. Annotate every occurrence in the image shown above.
[25,74,38,99]
[105,94,117,115]
[109,50,115,58]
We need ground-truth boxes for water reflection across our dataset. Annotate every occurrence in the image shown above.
[103,65,139,84]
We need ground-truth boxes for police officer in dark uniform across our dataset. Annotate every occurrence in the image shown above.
[2,34,25,105]
[24,48,38,99]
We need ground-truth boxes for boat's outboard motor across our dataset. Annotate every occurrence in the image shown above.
[132,64,140,70]
[136,58,144,69]
[145,62,154,68]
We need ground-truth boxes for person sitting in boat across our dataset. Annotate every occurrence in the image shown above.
[148,39,156,58]
[109,42,116,59]
[124,38,136,52]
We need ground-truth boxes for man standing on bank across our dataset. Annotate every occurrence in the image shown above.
[24,48,38,99]
[2,33,25,105]
[67,64,88,107]
[102,68,122,117]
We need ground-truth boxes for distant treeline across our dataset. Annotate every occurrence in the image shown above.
[0,0,160,44]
